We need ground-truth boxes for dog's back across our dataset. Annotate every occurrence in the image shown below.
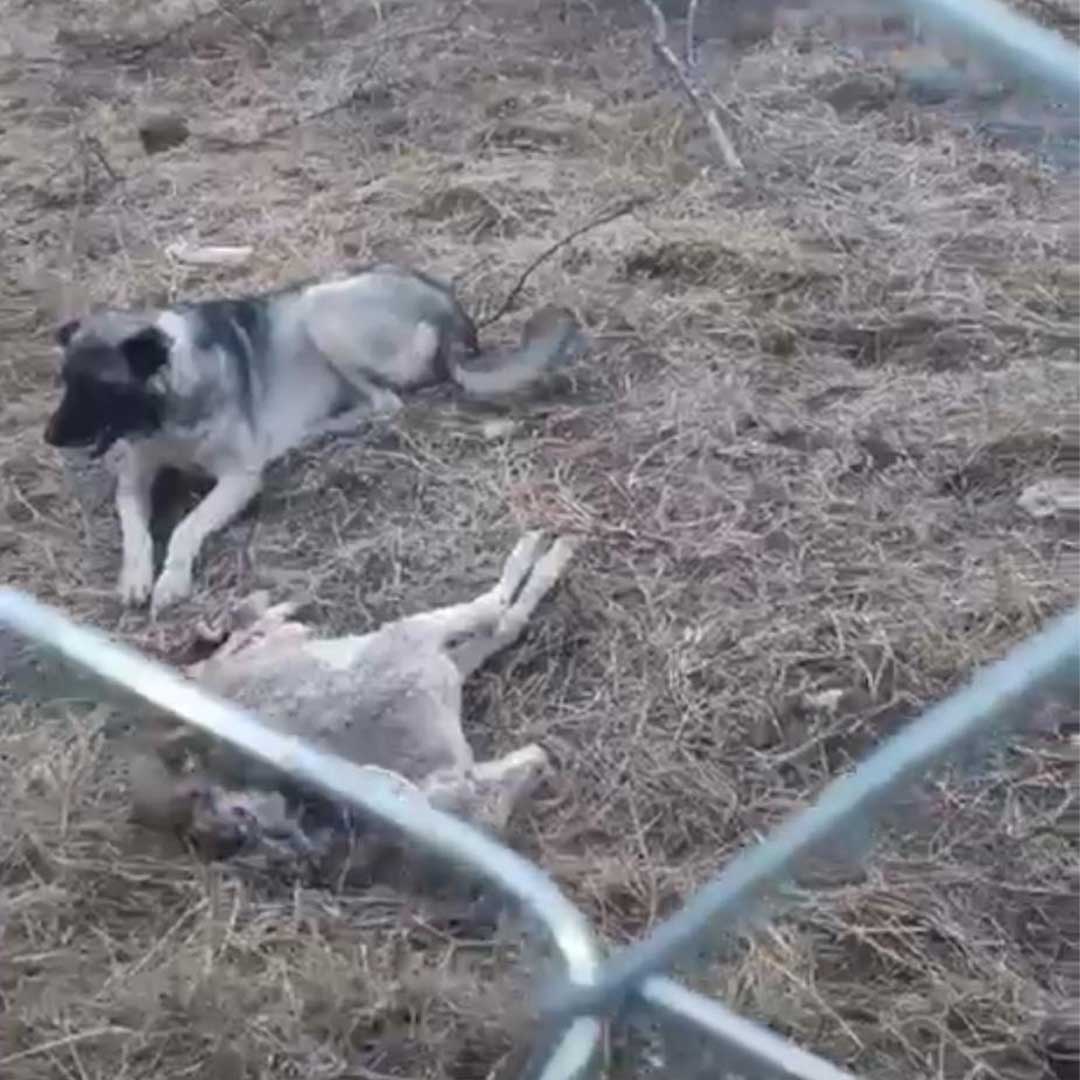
[293,263,581,402]
[289,264,478,391]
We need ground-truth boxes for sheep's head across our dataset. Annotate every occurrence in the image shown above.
[183,592,311,682]
[119,592,443,876]
[128,753,266,860]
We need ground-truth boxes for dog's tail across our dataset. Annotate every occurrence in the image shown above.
[447,306,587,399]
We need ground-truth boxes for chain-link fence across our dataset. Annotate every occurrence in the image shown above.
[2,3,1078,1077]
[2,590,1077,1079]
[898,0,1080,97]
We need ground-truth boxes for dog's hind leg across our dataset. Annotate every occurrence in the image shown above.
[306,310,440,439]
[446,535,578,679]
[308,376,404,440]
[151,470,262,615]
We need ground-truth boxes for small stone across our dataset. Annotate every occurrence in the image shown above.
[481,419,517,441]
[1018,478,1080,520]
[138,112,190,155]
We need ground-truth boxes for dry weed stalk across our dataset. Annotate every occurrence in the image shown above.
[638,0,744,172]
[480,195,654,326]
[2,0,1078,1076]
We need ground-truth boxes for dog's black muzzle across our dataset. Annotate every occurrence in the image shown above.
[43,411,119,459]
[42,411,93,450]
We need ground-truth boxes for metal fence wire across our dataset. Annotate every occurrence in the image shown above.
[1,589,1077,1078]
[2,3,1079,1078]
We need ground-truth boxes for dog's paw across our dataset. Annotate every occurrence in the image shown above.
[150,564,193,616]
[118,558,154,608]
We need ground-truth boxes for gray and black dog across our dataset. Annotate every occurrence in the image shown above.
[44,263,585,615]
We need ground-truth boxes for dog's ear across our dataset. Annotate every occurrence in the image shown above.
[120,327,170,380]
[55,320,81,348]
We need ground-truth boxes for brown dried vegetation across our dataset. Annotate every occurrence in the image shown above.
[1,1,1078,1077]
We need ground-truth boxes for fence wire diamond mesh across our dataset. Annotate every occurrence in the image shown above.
[1,3,1078,1077]
[2,592,1077,1079]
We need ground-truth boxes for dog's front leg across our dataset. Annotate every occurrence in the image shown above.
[115,450,158,607]
[151,470,262,615]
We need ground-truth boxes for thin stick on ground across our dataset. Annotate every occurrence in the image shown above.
[686,0,702,69]
[639,0,743,172]
[5,2,1078,1076]
[478,196,654,327]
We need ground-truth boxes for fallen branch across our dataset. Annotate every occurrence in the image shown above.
[81,135,122,183]
[478,196,653,328]
[639,0,743,172]
[165,241,254,267]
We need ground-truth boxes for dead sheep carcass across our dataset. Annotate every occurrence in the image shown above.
[122,531,579,887]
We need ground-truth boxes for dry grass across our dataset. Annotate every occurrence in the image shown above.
[2,0,1079,1077]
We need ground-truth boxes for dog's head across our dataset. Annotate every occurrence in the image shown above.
[44,313,171,457]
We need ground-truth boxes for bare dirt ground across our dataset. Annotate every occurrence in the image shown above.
[2,1,1078,1077]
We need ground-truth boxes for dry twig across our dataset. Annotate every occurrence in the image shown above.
[6,4,1077,1077]
[686,0,702,69]
[81,135,121,184]
[639,0,743,172]
[478,196,653,327]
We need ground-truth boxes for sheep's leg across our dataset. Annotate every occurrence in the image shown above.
[421,745,550,834]
[398,531,548,661]
[447,535,577,678]
[468,744,551,832]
